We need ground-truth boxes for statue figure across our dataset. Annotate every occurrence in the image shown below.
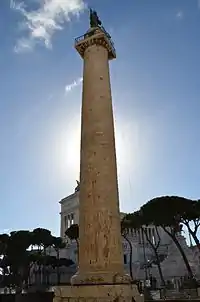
[90,8,102,28]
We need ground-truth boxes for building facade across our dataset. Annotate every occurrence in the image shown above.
[59,183,200,283]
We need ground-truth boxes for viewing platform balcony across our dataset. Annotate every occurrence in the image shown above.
[75,27,116,60]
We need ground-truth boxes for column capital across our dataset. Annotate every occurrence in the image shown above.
[75,27,116,60]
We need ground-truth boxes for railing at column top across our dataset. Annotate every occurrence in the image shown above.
[75,27,116,55]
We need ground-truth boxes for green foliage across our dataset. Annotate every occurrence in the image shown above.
[51,236,66,250]
[122,210,166,286]
[65,224,79,241]
[122,195,200,283]
[140,196,200,248]
[140,196,196,279]
[32,228,52,249]
[140,196,193,227]
[121,211,142,233]
[58,258,74,267]
[0,228,71,290]
[65,224,79,263]
[180,199,200,248]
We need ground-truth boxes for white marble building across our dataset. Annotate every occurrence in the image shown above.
[59,183,200,283]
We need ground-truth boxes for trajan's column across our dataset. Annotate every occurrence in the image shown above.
[54,9,142,302]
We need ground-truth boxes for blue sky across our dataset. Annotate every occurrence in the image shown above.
[0,0,200,236]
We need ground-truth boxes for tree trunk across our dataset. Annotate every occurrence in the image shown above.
[43,247,47,285]
[154,249,166,287]
[122,235,133,280]
[163,227,193,279]
[141,228,148,280]
[143,230,165,287]
[189,231,200,252]
[183,221,200,252]
[184,223,200,253]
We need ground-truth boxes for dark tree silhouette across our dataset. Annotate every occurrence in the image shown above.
[179,199,200,252]
[65,224,79,261]
[123,212,166,286]
[140,196,194,280]
[121,215,134,280]
[51,236,66,284]
[0,228,70,290]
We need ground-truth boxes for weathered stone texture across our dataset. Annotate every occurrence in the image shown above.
[53,284,143,302]
[63,27,143,302]
[72,31,125,284]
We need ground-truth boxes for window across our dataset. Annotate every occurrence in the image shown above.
[71,213,74,225]
[152,228,156,244]
[64,216,67,228]
[67,215,71,228]
[124,254,127,264]
[65,213,75,228]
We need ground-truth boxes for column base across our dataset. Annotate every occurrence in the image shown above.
[53,284,144,302]
[71,271,131,285]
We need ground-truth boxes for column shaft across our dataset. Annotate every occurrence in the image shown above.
[76,43,125,283]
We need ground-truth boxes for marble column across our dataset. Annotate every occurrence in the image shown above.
[53,23,143,302]
[71,27,129,285]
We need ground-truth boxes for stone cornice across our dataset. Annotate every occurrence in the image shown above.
[59,191,79,204]
[75,27,116,60]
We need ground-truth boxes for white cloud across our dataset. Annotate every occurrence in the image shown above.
[65,77,83,93]
[14,37,35,53]
[176,11,184,19]
[11,0,86,53]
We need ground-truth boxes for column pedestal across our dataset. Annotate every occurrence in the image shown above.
[53,284,143,302]
[71,271,131,285]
